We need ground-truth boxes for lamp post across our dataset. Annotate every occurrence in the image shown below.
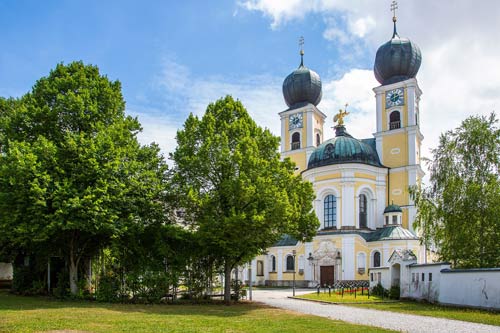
[307,252,316,283]
[292,250,296,296]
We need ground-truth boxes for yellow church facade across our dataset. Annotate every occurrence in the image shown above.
[250,13,425,287]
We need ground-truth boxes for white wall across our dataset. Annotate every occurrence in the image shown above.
[405,263,450,302]
[439,269,500,310]
[0,263,13,280]
[406,264,500,310]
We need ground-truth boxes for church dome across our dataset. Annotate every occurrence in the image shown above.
[374,18,421,85]
[384,204,402,213]
[282,54,322,108]
[307,126,382,170]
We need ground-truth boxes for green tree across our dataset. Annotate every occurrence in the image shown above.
[170,96,319,302]
[0,62,169,295]
[411,112,500,268]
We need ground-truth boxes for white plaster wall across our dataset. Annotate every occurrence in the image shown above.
[406,264,449,301]
[0,263,13,280]
[277,250,283,280]
[439,270,500,310]
[342,237,355,280]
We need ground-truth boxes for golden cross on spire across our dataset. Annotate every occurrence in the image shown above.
[390,0,398,20]
[299,36,305,66]
[333,103,349,127]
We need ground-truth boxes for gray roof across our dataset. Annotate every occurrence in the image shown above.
[282,61,322,108]
[373,25,422,85]
[273,234,298,247]
[307,126,382,170]
[317,225,418,242]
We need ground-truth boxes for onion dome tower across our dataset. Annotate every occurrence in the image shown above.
[373,2,422,85]
[279,38,327,172]
[282,48,322,109]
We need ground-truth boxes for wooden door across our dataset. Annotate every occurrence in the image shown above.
[320,265,335,286]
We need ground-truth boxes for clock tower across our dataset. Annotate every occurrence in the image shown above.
[372,4,424,232]
[280,46,326,172]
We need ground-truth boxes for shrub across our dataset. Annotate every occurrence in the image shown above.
[389,285,400,300]
[96,273,120,302]
[371,283,388,297]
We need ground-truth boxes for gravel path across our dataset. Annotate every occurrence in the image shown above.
[250,289,500,333]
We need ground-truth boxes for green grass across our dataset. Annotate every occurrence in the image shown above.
[297,292,499,327]
[0,291,393,333]
[297,290,386,303]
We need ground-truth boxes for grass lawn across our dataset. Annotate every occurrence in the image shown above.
[297,290,385,303]
[0,291,393,333]
[297,292,499,327]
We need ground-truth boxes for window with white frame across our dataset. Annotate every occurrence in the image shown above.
[291,132,301,150]
[359,194,367,228]
[324,194,337,228]
[357,252,366,274]
[286,255,295,271]
[373,251,381,267]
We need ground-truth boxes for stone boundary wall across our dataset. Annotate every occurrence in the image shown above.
[406,264,500,310]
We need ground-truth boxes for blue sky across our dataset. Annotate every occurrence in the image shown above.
[2,1,500,172]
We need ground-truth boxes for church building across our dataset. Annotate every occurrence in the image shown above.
[251,9,425,287]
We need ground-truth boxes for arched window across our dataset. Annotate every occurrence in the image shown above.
[286,255,295,271]
[359,194,367,228]
[316,133,321,147]
[373,251,381,268]
[257,260,264,276]
[271,255,276,272]
[357,252,366,274]
[291,132,300,150]
[324,195,337,228]
[390,111,401,130]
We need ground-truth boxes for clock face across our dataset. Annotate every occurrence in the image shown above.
[386,88,405,108]
[289,113,303,130]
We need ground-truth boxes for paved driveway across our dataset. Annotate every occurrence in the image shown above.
[250,288,500,333]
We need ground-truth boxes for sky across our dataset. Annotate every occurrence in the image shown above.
[1,0,500,180]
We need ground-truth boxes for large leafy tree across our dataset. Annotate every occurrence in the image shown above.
[0,62,169,294]
[171,96,319,302]
[411,112,500,268]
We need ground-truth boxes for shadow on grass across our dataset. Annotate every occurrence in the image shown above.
[0,290,257,317]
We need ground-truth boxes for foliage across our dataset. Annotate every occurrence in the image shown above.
[388,286,400,300]
[370,283,388,298]
[96,273,121,302]
[0,62,169,295]
[410,112,500,268]
[170,96,319,301]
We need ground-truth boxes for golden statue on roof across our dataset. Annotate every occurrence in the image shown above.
[334,103,349,127]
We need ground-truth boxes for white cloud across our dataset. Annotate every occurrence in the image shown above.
[348,16,376,38]
[238,0,500,175]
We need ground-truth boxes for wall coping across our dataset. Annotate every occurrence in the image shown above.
[441,267,500,273]
[409,262,451,267]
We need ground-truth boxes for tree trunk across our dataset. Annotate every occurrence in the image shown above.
[224,261,232,304]
[69,253,78,295]
[69,238,80,296]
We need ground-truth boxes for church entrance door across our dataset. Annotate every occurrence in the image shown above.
[320,265,335,286]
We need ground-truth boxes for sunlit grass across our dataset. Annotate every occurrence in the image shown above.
[298,291,499,327]
[297,289,386,303]
[0,291,393,332]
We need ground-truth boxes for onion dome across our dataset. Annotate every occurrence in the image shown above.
[307,125,382,170]
[374,15,421,85]
[384,204,402,213]
[283,51,322,108]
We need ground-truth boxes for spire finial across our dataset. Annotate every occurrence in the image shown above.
[333,103,349,127]
[390,0,399,38]
[299,36,305,66]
